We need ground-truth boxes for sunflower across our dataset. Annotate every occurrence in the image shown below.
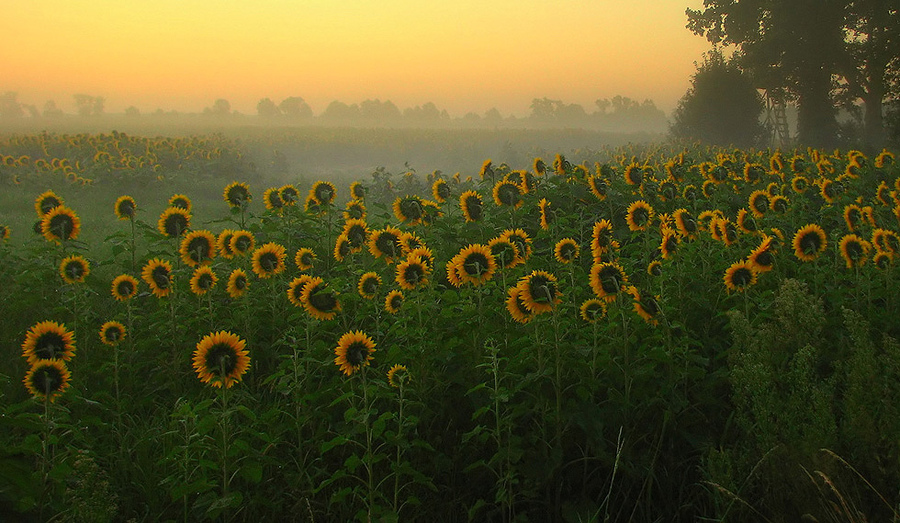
[251,243,287,279]
[591,220,615,258]
[626,200,654,232]
[371,290,398,318]
[747,190,769,218]
[157,207,191,238]
[743,163,765,184]
[872,228,900,254]
[59,255,90,284]
[623,163,643,186]
[35,190,64,217]
[287,275,315,308]
[723,260,758,293]
[451,244,496,286]
[368,226,404,262]
[398,232,423,255]
[488,237,522,269]
[227,269,249,299]
[647,260,662,276]
[839,234,871,269]
[41,205,81,242]
[189,266,218,295]
[333,331,376,377]
[347,181,366,201]
[23,359,71,403]
[492,180,522,208]
[500,228,532,261]
[396,257,429,290]
[229,230,255,256]
[393,195,425,224]
[168,194,192,212]
[580,298,607,323]
[701,180,717,199]
[300,276,341,320]
[0,224,8,242]
[505,286,535,324]
[333,234,351,262]
[554,238,579,264]
[747,236,776,273]
[538,198,554,230]
[22,321,76,364]
[141,258,173,298]
[843,204,862,232]
[114,195,137,220]
[339,219,368,252]
[769,195,789,214]
[874,251,893,269]
[427,179,450,203]
[387,364,409,388]
[792,224,828,262]
[589,262,628,302]
[179,230,217,267]
[460,190,483,222]
[358,272,381,299]
[263,187,284,212]
[344,199,367,221]
[311,181,337,206]
[217,230,236,259]
[294,247,316,271]
[99,321,127,346]
[110,274,139,301]
[627,286,660,326]
[192,331,250,388]
[480,159,494,180]
[682,184,699,201]
[223,181,252,208]
[791,176,809,194]
[659,230,678,259]
[279,184,300,206]
[587,175,608,200]
[516,271,561,314]
[819,179,839,203]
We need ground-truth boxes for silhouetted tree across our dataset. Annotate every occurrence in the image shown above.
[73,94,104,116]
[43,100,64,118]
[257,98,280,118]
[403,102,449,122]
[0,92,24,118]
[321,101,360,121]
[203,99,231,117]
[359,99,401,121]
[670,50,766,147]
[279,97,313,119]
[124,106,140,117]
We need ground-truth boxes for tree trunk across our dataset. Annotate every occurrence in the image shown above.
[797,66,839,148]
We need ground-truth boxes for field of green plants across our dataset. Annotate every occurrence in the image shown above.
[1,131,899,522]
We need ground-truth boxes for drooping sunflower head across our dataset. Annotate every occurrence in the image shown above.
[179,230,217,267]
[431,178,451,203]
[368,227,404,262]
[0,224,8,242]
[229,230,255,256]
[279,184,300,206]
[723,260,758,293]
[672,209,697,239]
[659,230,679,259]
[292,247,315,271]
[344,199,367,221]
[114,195,137,220]
[227,268,249,299]
[168,194,192,212]
[249,245,285,281]
[357,272,381,299]
[337,220,368,252]
[387,364,409,388]
[769,195,789,214]
[192,331,250,388]
[874,251,894,269]
[792,224,828,262]
[533,158,546,176]
[395,257,429,290]
[623,163,643,186]
[300,276,341,320]
[385,289,404,314]
[157,207,191,238]
[590,262,628,302]
[333,234,352,262]
[480,159,494,180]
[393,195,424,224]
[492,180,522,208]
[99,321,127,346]
[23,359,71,403]
[111,274,139,301]
[223,181,252,208]
[580,298,607,323]
[819,179,840,203]
[35,190,64,217]
[872,228,900,254]
[217,230,236,259]
[287,275,315,308]
[516,270,561,314]
[453,244,496,286]
[682,184,699,202]
[791,176,809,194]
[505,286,535,324]
[263,187,284,212]
[190,266,218,295]
[59,255,90,284]
[588,175,608,201]
[41,205,81,243]
[22,320,76,365]
[839,234,871,269]
[311,181,337,206]
[748,236,776,273]
[743,163,765,184]
[460,190,483,222]
[538,198,555,230]
[488,237,522,269]
[874,150,895,169]
[500,228,532,261]
[647,259,663,276]
[843,204,862,232]
[554,238,579,264]
[626,200,654,232]
[141,258,173,298]
[349,181,367,201]
[591,220,615,256]
[748,190,769,218]
[334,331,376,377]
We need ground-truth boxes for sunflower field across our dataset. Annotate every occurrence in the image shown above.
[1,131,900,522]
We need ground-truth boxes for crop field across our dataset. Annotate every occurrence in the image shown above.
[1,131,899,522]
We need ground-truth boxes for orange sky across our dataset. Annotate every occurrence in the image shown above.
[2,1,709,117]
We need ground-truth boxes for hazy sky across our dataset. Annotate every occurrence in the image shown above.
[3,0,709,117]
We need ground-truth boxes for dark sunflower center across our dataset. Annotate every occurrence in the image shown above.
[585,303,603,319]
[491,243,517,267]
[627,168,643,184]
[315,185,335,203]
[228,187,249,205]
[105,327,122,342]
[529,276,557,303]
[772,198,788,213]
[631,207,649,225]
[205,344,238,376]
[403,264,425,284]
[65,262,85,279]
[116,280,134,296]
[346,226,366,246]
[300,252,314,266]
[741,214,758,231]
[800,232,822,253]
[599,268,622,293]
[197,274,214,289]
[49,214,74,238]
[31,367,64,394]
[362,278,378,294]
[642,298,659,315]
[152,267,170,289]
[281,188,298,203]
[844,241,864,260]
[35,332,66,359]
[117,200,135,217]
[309,288,337,311]
[683,186,698,201]
[171,198,189,210]
[661,183,676,199]
[234,276,247,290]
[847,210,860,226]
[592,178,608,196]
[259,252,278,271]
[267,192,284,208]
[559,243,577,260]
[188,238,211,261]
[389,294,403,309]
[40,197,61,214]
[463,253,490,276]
[436,183,451,199]
[752,196,769,213]
[754,251,774,267]
[731,268,753,287]
[347,205,364,219]
[399,199,423,220]
[346,342,369,366]
[464,197,482,220]
[233,236,252,252]
[497,184,521,206]
[712,166,728,181]
[164,215,187,236]
[663,237,677,253]
[375,233,400,257]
